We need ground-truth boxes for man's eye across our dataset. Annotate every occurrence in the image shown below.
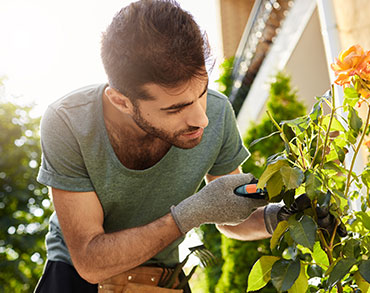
[168,108,183,115]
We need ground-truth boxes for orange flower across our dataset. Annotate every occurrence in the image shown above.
[365,139,370,149]
[356,50,370,82]
[357,84,370,99]
[331,44,365,85]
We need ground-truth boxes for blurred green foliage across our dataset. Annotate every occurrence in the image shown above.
[0,80,52,292]
[215,57,234,98]
[242,72,307,178]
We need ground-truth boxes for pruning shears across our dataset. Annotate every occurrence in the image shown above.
[234,183,268,200]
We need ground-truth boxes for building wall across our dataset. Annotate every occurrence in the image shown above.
[284,8,330,111]
[332,0,370,169]
[219,0,254,58]
[332,0,370,50]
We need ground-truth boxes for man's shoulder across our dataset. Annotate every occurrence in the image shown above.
[206,88,233,118]
[207,88,229,103]
[48,83,107,113]
[41,84,107,137]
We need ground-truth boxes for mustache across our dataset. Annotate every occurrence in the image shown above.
[176,126,202,136]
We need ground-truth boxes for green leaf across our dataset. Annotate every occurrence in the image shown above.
[361,168,370,190]
[305,171,322,200]
[249,130,280,147]
[247,256,280,292]
[327,257,357,289]
[345,129,358,144]
[309,101,322,125]
[282,189,295,208]
[343,87,360,107]
[354,271,370,293]
[280,166,304,190]
[343,239,361,259]
[332,142,346,163]
[271,259,300,292]
[288,215,317,251]
[317,191,331,209]
[322,116,346,132]
[359,260,370,283]
[288,263,308,293]
[271,221,289,250]
[324,161,346,174]
[307,264,323,278]
[257,159,288,189]
[281,116,310,136]
[356,211,370,230]
[348,106,363,132]
[266,172,284,199]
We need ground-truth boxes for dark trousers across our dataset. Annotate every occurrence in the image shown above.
[34,261,98,293]
[34,260,191,293]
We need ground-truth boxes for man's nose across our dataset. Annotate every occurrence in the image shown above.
[186,101,208,129]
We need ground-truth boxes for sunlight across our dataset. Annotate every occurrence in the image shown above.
[0,0,221,115]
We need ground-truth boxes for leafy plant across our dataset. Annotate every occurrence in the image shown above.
[247,45,370,292]
[242,72,306,178]
[215,72,306,293]
[0,80,52,292]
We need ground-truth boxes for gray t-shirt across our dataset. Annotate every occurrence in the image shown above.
[37,84,250,267]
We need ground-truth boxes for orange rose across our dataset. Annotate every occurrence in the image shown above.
[357,84,370,99]
[356,50,370,82]
[331,44,365,85]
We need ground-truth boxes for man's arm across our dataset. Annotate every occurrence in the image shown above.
[51,188,182,284]
[206,168,271,241]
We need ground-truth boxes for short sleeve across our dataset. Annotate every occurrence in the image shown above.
[37,106,94,192]
[208,99,250,176]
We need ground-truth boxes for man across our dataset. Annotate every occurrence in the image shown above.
[34,1,279,292]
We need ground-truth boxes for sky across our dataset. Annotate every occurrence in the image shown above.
[0,0,222,116]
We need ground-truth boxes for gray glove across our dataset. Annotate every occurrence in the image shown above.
[171,173,268,234]
[263,194,311,235]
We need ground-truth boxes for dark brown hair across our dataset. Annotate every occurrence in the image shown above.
[101,0,211,100]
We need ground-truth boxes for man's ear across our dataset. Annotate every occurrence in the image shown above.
[104,87,134,114]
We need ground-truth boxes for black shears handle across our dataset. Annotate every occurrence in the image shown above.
[234,183,268,200]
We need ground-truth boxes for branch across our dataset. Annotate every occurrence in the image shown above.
[344,103,370,197]
[320,84,336,169]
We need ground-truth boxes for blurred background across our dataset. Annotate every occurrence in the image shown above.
[1,0,370,292]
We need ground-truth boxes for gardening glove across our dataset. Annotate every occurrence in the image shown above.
[316,205,347,237]
[170,173,268,234]
[264,194,347,237]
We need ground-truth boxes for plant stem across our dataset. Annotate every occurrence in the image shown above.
[267,110,288,143]
[320,84,336,168]
[310,118,322,169]
[329,219,340,249]
[298,143,306,169]
[344,103,370,197]
[313,200,343,292]
[266,110,304,169]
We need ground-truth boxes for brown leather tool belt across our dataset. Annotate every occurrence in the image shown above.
[98,266,184,293]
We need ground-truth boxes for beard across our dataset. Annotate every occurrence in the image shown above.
[132,105,203,149]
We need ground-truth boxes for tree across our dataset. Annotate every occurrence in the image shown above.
[0,80,52,292]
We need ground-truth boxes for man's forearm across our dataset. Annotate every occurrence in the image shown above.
[216,207,271,241]
[72,213,182,284]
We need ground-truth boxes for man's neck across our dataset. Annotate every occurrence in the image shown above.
[102,93,171,170]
